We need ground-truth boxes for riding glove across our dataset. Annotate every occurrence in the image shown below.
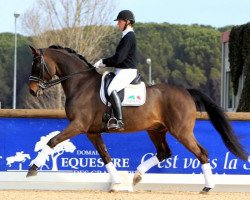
[94,59,106,68]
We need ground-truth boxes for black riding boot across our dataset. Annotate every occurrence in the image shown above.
[108,90,124,131]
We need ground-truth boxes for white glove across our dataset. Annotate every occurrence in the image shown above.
[93,59,105,68]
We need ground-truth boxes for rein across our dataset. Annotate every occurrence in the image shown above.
[29,49,95,89]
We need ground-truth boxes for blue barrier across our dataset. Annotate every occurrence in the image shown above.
[0,117,249,175]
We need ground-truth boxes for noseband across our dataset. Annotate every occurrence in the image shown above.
[29,48,94,89]
[29,49,53,89]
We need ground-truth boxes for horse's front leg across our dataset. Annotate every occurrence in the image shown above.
[26,120,85,177]
[86,133,123,191]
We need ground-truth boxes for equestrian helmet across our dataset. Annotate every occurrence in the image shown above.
[114,10,135,23]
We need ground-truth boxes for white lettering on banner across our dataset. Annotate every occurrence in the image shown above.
[141,153,179,169]
[141,153,154,161]
[64,151,248,173]
[158,156,179,169]
[224,152,238,169]
[112,158,129,168]
[61,157,130,170]
[76,150,99,155]
[184,158,199,169]
[140,152,220,170]
[183,158,217,169]
[73,170,103,173]
[61,157,105,169]
[211,159,218,169]
[243,156,250,170]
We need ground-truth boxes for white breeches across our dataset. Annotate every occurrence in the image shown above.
[108,68,137,96]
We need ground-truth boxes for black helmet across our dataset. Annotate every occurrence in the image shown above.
[114,10,135,23]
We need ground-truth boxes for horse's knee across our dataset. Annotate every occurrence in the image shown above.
[156,151,172,162]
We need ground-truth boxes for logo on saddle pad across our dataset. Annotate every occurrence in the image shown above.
[100,72,146,106]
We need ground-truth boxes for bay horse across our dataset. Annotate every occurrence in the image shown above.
[27,45,248,193]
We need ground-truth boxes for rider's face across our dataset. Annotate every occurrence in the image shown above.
[117,20,126,31]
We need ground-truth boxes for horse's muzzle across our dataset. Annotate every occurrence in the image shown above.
[29,88,43,97]
[29,89,37,97]
[29,81,42,97]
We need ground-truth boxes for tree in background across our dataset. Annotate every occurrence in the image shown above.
[173,25,221,101]
[21,0,116,61]
[229,23,250,111]
[0,20,225,108]
[20,0,117,109]
[133,23,221,103]
[0,33,13,107]
[0,33,31,108]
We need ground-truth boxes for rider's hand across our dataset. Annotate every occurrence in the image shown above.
[93,59,105,68]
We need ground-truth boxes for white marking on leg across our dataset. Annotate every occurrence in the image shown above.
[133,155,160,185]
[201,163,215,188]
[33,145,54,167]
[137,155,160,174]
[105,162,122,184]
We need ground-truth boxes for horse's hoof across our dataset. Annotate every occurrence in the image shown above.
[109,182,133,192]
[26,169,38,177]
[200,187,212,194]
[133,171,142,186]
[109,183,119,193]
[26,165,38,178]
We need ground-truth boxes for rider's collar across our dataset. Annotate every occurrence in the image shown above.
[122,27,134,38]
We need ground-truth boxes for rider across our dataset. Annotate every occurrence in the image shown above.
[94,10,138,131]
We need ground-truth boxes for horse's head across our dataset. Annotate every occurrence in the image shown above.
[28,45,56,97]
[28,45,95,97]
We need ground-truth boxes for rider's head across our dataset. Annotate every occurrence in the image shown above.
[114,10,135,31]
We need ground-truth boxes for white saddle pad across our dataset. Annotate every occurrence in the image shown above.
[100,72,146,106]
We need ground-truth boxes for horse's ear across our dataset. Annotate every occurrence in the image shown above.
[29,45,38,55]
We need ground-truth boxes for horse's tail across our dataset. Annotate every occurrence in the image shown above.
[187,88,248,161]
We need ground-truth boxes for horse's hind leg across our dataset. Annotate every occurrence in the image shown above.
[133,129,171,185]
[175,130,215,193]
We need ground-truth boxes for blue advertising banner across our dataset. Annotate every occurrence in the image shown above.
[0,118,249,174]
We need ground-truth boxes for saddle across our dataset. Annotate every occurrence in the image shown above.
[100,71,146,106]
[100,71,146,130]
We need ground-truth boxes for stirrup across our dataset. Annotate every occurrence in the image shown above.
[107,117,124,131]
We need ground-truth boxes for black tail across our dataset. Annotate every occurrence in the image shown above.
[187,89,248,161]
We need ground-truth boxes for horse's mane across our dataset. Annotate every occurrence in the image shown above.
[49,45,93,68]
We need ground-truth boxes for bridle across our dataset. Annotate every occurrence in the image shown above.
[29,49,94,89]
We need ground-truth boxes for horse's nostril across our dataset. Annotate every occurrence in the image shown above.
[29,89,36,96]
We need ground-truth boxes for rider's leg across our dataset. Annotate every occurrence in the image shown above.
[109,90,124,130]
[107,68,137,95]
[107,69,137,130]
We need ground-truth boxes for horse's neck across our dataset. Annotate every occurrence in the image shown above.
[62,72,99,96]
[56,63,99,98]
[50,50,100,98]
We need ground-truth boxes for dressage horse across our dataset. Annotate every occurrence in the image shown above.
[27,45,248,193]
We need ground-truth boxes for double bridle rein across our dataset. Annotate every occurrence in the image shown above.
[29,49,94,89]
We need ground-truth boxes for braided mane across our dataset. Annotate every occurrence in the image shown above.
[49,45,92,67]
